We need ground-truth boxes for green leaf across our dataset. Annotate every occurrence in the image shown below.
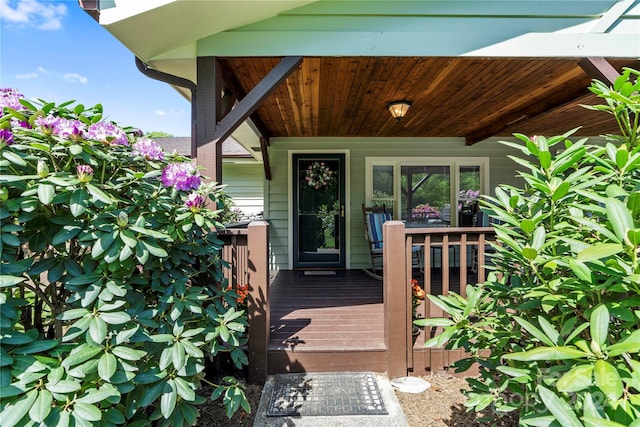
[70,188,88,217]
[92,230,116,258]
[568,259,593,283]
[503,346,587,361]
[607,329,640,356]
[583,417,626,427]
[57,308,89,321]
[590,304,609,348]
[496,366,531,380]
[73,402,102,422]
[615,146,629,169]
[15,339,58,354]
[173,377,196,401]
[120,229,137,248]
[98,352,117,381]
[576,243,622,262]
[29,389,53,423]
[99,311,131,325]
[129,226,172,240]
[52,225,83,245]
[0,275,25,288]
[539,151,552,169]
[210,386,225,401]
[161,381,178,419]
[89,317,107,343]
[556,364,593,392]
[627,229,640,246]
[520,219,535,234]
[0,384,28,398]
[111,346,145,361]
[552,181,570,201]
[594,360,623,401]
[2,151,27,166]
[1,388,37,427]
[46,380,82,394]
[537,385,582,427]
[86,183,114,204]
[514,316,555,347]
[37,183,55,205]
[522,247,538,261]
[532,226,546,251]
[172,342,186,370]
[413,318,454,327]
[76,384,120,404]
[61,344,102,368]
[537,316,560,346]
[142,239,168,258]
[606,198,633,243]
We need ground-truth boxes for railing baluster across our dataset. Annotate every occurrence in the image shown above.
[403,226,495,376]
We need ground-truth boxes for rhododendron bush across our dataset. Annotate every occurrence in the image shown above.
[0,89,249,426]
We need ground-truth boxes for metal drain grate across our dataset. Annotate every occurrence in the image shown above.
[267,372,388,417]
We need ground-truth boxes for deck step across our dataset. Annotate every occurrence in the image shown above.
[268,348,387,374]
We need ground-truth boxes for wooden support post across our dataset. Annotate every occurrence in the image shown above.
[246,221,270,384]
[384,221,408,379]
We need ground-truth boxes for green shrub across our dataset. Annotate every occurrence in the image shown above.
[416,68,640,426]
[0,89,249,426]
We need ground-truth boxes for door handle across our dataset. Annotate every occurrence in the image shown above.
[341,205,345,218]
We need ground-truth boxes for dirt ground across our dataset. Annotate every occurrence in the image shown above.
[195,372,519,426]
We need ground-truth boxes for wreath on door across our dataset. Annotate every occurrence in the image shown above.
[304,161,334,190]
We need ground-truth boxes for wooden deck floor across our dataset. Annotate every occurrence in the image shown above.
[269,270,384,352]
[266,268,474,374]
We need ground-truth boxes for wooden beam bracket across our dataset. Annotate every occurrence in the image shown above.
[579,57,620,86]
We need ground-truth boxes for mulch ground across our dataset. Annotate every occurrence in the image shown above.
[195,371,519,426]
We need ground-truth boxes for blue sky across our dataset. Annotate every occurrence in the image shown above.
[1,0,191,136]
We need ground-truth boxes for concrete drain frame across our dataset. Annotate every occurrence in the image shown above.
[266,372,388,417]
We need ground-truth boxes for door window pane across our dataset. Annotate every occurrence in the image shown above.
[458,166,481,226]
[372,165,394,213]
[401,165,450,227]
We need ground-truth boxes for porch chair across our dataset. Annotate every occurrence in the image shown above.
[362,204,421,276]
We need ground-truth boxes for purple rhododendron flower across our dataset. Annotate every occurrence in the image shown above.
[35,116,61,134]
[0,129,14,145]
[77,164,94,183]
[0,88,25,112]
[10,118,31,129]
[132,138,164,160]
[185,193,205,212]
[87,122,128,146]
[56,118,86,141]
[161,163,201,191]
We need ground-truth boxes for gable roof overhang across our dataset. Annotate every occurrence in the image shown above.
[82,0,640,147]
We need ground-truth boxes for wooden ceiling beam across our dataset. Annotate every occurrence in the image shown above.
[218,61,273,141]
[213,56,302,144]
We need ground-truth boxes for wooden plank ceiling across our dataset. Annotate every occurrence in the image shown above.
[218,57,639,144]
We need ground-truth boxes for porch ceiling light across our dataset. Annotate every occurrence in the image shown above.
[387,100,412,120]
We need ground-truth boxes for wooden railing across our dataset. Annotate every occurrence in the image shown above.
[218,221,270,383]
[383,221,496,378]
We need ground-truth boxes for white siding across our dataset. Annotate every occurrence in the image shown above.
[222,163,264,217]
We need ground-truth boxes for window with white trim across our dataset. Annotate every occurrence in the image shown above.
[365,157,489,227]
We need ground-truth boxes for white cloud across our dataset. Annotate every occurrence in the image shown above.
[64,73,88,84]
[155,109,184,117]
[14,67,87,84]
[0,0,67,31]
[16,73,38,79]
